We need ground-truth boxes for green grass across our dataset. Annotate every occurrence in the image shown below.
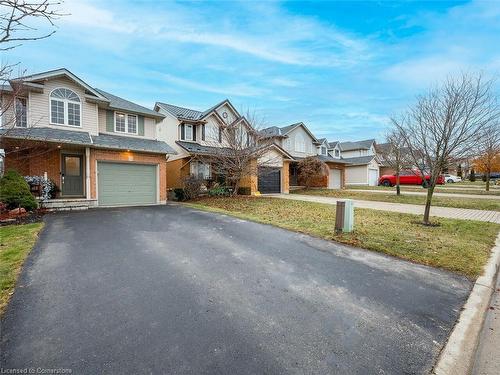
[293,189,500,211]
[188,197,500,279]
[347,184,500,196]
[0,223,43,315]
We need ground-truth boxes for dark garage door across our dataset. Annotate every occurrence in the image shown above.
[258,167,281,194]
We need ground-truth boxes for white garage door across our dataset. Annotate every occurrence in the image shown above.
[97,162,157,206]
[368,168,379,186]
[328,168,341,189]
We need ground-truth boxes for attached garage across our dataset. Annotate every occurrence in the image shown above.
[258,167,281,194]
[97,162,157,206]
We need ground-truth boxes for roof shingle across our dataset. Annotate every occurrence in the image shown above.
[94,88,163,119]
[92,133,176,154]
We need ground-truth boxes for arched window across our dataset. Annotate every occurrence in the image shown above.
[295,133,305,152]
[50,88,81,126]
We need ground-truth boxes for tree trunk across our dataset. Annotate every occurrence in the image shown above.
[423,184,435,225]
[486,169,490,192]
[396,172,401,196]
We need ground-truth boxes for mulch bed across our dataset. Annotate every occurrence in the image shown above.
[0,210,46,226]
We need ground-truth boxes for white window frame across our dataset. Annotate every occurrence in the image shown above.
[114,112,138,135]
[335,149,340,157]
[15,97,28,128]
[184,124,193,141]
[49,88,82,127]
[190,161,211,179]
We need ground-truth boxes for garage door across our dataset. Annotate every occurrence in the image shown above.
[368,168,379,186]
[328,168,341,189]
[97,162,157,206]
[258,167,281,194]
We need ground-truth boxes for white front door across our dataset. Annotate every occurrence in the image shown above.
[368,168,379,186]
[328,168,341,189]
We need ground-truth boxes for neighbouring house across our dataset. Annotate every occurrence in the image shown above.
[339,139,381,186]
[261,123,350,189]
[154,99,293,194]
[0,68,176,209]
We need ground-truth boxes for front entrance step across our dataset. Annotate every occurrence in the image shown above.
[289,185,305,191]
[40,199,97,211]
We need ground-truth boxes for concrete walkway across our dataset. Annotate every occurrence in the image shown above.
[347,189,500,200]
[472,274,500,374]
[269,194,500,224]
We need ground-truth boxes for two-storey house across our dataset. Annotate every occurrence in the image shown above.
[261,122,349,189]
[339,139,381,186]
[154,99,292,194]
[0,68,176,208]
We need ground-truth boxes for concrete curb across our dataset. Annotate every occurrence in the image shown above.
[433,232,500,375]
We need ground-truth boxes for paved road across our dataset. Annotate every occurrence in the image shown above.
[274,194,500,224]
[348,189,500,200]
[1,205,471,374]
[472,274,500,374]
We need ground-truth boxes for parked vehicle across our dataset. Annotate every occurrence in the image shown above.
[444,174,462,183]
[378,170,445,187]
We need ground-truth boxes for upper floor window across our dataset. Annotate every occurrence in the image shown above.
[15,98,27,128]
[321,146,327,155]
[295,133,305,152]
[115,112,137,134]
[335,149,340,157]
[185,124,193,141]
[50,88,81,127]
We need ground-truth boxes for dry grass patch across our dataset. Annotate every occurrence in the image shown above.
[0,223,43,315]
[188,197,499,279]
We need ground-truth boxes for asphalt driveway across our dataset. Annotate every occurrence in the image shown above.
[1,204,471,374]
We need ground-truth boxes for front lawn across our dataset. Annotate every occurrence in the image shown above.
[347,185,500,196]
[0,223,43,315]
[188,197,499,279]
[293,189,500,211]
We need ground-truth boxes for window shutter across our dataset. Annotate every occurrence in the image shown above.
[106,110,114,132]
[193,125,197,141]
[218,127,222,143]
[202,124,205,141]
[180,124,185,140]
[138,115,145,136]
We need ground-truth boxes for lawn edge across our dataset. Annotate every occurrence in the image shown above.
[0,222,45,317]
[433,231,500,375]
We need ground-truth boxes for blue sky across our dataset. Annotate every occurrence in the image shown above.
[4,0,500,141]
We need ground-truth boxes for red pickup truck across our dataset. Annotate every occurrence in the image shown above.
[378,171,445,187]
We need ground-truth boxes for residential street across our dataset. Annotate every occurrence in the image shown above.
[273,194,500,223]
[0,205,471,374]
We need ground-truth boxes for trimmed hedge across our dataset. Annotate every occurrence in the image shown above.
[0,170,38,211]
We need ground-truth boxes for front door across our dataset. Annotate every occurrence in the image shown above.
[62,154,84,196]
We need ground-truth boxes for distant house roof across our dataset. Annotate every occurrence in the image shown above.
[317,155,351,164]
[0,127,92,146]
[328,141,339,149]
[339,139,375,151]
[155,99,234,121]
[260,122,319,143]
[92,133,176,154]
[342,155,377,165]
[94,89,164,119]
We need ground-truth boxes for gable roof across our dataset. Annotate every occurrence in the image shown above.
[155,99,237,122]
[339,139,375,152]
[94,88,164,119]
[342,155,378,165]
[328,141,339,149]
[260,122,319,143]
[12,68,108,102]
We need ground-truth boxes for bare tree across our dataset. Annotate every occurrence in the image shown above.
[394,73,499,225]
[475,123,500,191]
[195,110,279,195]
[378,127,413,195]
[0,0,63,173]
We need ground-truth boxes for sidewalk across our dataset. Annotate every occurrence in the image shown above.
[347,189,500,200]
[270,194,500,224]
[472,275,500,374]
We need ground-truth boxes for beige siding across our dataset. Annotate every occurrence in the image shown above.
[27,76,99,135]
[258,148,283,167]
[283,126,317,158]
[156,112,189,161]
[97,108,157,140]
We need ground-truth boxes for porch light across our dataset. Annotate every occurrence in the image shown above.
[57,145,61,148]
[127,149,130,152]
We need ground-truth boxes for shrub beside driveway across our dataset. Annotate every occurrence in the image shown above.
[292,189,500,211]
[0,223,43,315]
[188,197,500,278]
